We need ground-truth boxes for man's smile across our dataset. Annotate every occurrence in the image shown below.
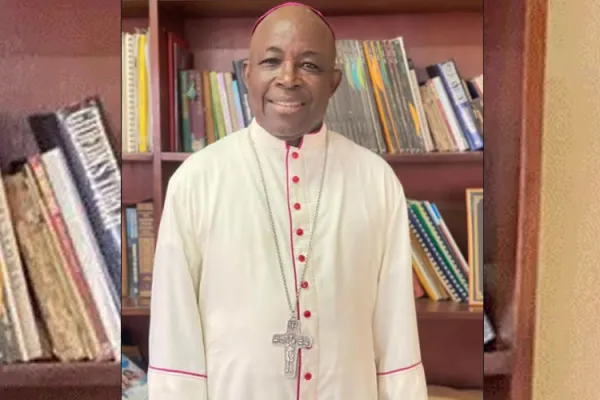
[268,100,306,114]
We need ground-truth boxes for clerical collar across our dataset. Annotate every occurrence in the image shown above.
[249,118,328,151]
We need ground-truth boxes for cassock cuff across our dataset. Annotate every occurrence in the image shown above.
[147,368,208,400]
[377,361,428,400]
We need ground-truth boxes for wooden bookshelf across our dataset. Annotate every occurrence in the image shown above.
[0,362,120,388]
[483,1,547,399]
[123,296,151,316]
[1,363,121,400]
[0,1,121,398]
[122,153,154,163]
[121,0,484,393]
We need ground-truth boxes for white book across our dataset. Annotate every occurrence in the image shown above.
[431,76,469,151]
[41,148,121,360]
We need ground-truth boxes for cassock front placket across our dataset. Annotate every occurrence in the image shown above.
[284,142,319,399]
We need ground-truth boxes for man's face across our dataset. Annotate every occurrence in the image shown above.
[244,9,341,140]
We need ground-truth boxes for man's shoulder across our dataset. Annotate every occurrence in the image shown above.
[168,128,247,187]
[330,130,405,198]
[330,130,394,173]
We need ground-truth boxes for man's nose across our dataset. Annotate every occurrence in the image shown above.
[276,61,300,88]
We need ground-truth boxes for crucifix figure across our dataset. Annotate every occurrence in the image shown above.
[272,317,312,378]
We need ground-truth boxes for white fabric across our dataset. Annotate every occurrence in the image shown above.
[147,119,428,400]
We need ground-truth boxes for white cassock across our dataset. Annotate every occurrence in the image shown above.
[147,119,428,399]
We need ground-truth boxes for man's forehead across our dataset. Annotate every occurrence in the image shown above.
[252,2,335,40]
[250,3,335,54]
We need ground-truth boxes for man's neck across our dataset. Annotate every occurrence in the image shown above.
[285,123,323,148]
[254,119,324,148]
[286,137,303,148]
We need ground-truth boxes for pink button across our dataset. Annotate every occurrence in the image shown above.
[292,176,299,183]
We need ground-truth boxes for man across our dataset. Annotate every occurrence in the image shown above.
[147,2,427,399]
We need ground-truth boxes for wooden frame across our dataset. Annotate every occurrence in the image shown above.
[483,0,547,398]
[466,187,483,306]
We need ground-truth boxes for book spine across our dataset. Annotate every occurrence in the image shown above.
[0,297,19,363]
[41,148,121,360]
[408,207,467,302]
[372,40,402,152]
[412,202,469,294]
[428,61,484,150]
[201,71,216,145]
[124,33,139,153]
[210,71,225,139]
[189,70,206,151]
[232,59,252,125]
[28,155,112,361]
[23,163,96,360]
[224,72,241,132]
[231,79,246,132]
[362,40,395,153]
[354,40,386,154]
[381,39,414,152]
[217,72,233,134]
[136,203,155,298]
[0,177,43,361]
[430,77,469,151]
[4,170,87,361]
[126,207,139,298]
[52,99,122,305]
[180,70,192,152]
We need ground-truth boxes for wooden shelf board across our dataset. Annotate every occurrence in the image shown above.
[484,350,513,376]
[123,297,151,316]
[122,153,153,162]
[122,0,149,18]
[415,298,482,320]
[157,0,483,18]
[161,152,191,162]
[161,151,482,164]
[0,361,120,388]
[384,151,482,164]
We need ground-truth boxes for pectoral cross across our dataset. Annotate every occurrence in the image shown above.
[272,317,312,378]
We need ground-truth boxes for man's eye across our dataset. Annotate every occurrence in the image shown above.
[260,58,280,66]
[302,62,320,71]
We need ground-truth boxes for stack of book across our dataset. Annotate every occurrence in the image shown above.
[408,199,470,303]
[0,97,121,365]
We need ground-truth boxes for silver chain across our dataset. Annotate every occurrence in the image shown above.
[248,127,329,319]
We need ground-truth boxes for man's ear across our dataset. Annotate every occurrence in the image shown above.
[242,59,250,88]
[331,68,342,96]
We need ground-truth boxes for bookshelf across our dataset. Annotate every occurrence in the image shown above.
[483,0,546,399]
[0,1,121,399]
[122,0,484,393]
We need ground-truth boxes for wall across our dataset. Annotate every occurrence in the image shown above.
[0,0,121,169]
[532,1,600,399]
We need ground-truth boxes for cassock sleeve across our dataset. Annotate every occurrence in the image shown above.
[147,169,208,399]
[374,176,428,399]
